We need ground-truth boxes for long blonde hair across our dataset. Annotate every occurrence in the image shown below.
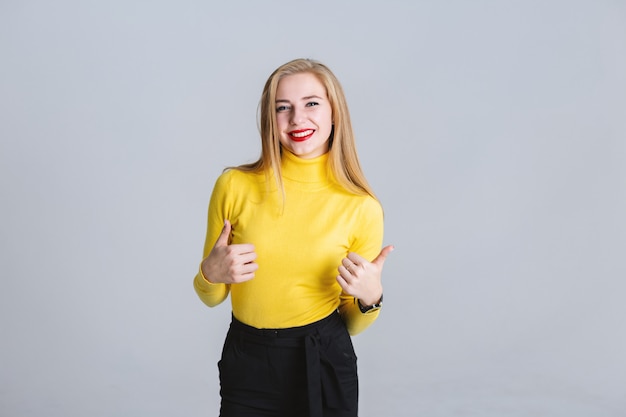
[236,58,376,200]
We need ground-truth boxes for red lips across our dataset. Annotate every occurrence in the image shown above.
[289,129,314,142]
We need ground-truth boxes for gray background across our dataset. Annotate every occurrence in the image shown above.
[1,1,625,416]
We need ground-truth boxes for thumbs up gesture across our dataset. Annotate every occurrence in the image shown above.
[337,245,394,306]
[200,220,258,284]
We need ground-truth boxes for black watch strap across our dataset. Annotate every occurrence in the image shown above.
[357,294,383,313]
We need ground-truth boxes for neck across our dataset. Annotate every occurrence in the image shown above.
[281,150,330,184]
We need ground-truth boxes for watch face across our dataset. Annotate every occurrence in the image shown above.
[364,306,381,315]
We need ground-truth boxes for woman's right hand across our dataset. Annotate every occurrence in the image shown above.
[200,220,258,284]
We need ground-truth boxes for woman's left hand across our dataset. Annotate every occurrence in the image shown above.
[337,245,394,306]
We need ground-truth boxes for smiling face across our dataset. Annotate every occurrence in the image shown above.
[275,72,333,159]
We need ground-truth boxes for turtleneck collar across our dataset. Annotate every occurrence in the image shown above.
[281,150,330,184]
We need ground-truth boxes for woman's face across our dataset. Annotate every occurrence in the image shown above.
[275,72,333,159]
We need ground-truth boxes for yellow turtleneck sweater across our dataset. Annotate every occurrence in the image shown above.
[193,151,384,335]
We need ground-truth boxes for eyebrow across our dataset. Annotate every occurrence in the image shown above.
[275,95,324,103]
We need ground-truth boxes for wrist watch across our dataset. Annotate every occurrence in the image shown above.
[357,294,383,314]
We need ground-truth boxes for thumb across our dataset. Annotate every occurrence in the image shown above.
[213,220,232,248]
[372,245,394,267]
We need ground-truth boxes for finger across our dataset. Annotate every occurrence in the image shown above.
[338,265,353,281]
[372,245,395,267]
[226,257,258,279]
[342,258,358,272]
[237,250,257,265]
[336,274,350,293]
[233,262,259,283]
[232,272,256,283]
[236,272,256,282]
[228,243,256,256]
[237,262,259,276]
[347,252,367,266]
[214,220,232,248]
[243,262,259,273]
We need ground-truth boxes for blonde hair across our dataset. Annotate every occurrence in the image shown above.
[236,58,376,200]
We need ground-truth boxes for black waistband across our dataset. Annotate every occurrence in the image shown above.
[229,310,340,344]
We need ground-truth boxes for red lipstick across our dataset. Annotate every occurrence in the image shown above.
[289,129,314,142]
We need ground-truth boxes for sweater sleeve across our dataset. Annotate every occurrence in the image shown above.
[193,172,232,308]
[338,196,385,335]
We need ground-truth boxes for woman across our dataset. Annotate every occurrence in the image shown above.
[194,58,393,417]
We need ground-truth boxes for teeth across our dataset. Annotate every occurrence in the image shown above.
[291,130,313,138]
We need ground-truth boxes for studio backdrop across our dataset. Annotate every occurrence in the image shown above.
[1,1,625,416]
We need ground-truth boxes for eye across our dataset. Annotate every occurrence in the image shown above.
[305,101,319,107]
[276,105,290,112]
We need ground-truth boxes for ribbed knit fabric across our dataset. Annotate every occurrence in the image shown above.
[193,150,384,335]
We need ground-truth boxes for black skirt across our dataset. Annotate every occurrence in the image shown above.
[218,310,359,417]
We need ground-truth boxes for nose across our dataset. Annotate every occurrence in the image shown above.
[289,107,304,125]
